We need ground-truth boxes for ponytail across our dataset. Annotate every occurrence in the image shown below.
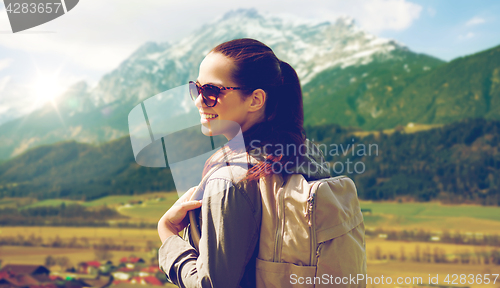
[242,60,305,181]
[266,60,303,128]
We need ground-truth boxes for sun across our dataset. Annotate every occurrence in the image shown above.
[31,72,65,105]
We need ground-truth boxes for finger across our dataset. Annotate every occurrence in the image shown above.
[179,200,202,212]
[174,187,197,206]
[185,186,198,198]
[178,186,198,202]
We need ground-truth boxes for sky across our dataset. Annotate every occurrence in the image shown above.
[0,0,499,125]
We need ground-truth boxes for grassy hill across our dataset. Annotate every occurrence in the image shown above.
[303,49,445,129]
[0,137,175,201]
[1,44,499,163]
[304,44,500,130]
[393,44,500,125]
[1,118,499,205]
[306,118,500,205]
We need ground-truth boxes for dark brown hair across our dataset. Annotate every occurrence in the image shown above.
[207,38,305,180]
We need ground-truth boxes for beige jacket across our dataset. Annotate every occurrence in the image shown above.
[158,140,331,288]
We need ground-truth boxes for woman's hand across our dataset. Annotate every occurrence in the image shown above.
[158,186,202,244]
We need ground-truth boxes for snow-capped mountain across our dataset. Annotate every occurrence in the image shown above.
[91,8,406,106]
[0,8,435,160]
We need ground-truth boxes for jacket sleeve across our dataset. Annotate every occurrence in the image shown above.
[158,178,261,288]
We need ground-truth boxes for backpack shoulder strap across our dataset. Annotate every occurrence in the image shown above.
[188,161,254,251]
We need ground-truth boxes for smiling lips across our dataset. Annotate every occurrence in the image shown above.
[200,113,218,119]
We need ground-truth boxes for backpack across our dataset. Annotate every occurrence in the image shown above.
[189,165,367,288]
[255,173,367,288]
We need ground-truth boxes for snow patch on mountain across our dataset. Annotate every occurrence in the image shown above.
[87,8,407,107]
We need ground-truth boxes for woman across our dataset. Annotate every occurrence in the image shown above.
[157,38,330,288]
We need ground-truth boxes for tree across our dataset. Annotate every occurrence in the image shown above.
[94,249,113,261]
[400,246,406,262]
[56,257,72,270]
[45,255,56,267]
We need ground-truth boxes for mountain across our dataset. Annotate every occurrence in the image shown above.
[303,49,444,129]
[309,118,500,205]
[89,9,412,106]
[1,119,499,204]
[0,8,434,160]
[303,44,500,129]
[0,137,175,201]
[390,44,500,125]
[3,9,499,162]
[0,81,127,160]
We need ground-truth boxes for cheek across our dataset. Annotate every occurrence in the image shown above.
[216,94,248,120]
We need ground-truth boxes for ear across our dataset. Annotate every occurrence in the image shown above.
[247,89,266,113]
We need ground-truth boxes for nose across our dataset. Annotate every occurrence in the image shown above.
[194,91,204,108]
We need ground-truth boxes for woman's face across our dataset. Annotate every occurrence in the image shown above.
[195,52,259,139]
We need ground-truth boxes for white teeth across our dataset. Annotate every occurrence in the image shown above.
[201,114,218,119]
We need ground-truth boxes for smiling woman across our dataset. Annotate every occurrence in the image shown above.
[157,38,311,288]
[154,38,364,288]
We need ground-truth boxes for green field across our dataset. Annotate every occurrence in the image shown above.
[3,194,500,232]
[23,199,80,208]
[82,195,153,207]
[1,192,178,208]
[116,192,180,222]
[0,197,36,208]
[96,197,500,232]
[2,196,500,288]
[360,201,500,221]
[360,201,500,232]
[352,123,444,138]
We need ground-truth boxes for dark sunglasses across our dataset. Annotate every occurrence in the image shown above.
[189,81,242,107]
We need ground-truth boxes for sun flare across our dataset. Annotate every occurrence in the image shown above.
[32,72,65,104]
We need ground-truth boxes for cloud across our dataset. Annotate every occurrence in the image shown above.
[0,78,33,113]
[466,17,486,26]
[0,58,13,71]
[0,0,425,124]
[0,75,10,92]
[315,0,422,34]
[0,105,8,114]
[427,7,436,17]
[0,0,423,74]
[0,0,190,72]
[358,0,422,33]
[0,77,35,125]
[458,32,475,40]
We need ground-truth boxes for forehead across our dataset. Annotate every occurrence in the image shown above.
[198,52,236,86]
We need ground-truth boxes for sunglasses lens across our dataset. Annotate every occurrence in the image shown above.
[189,82,199,101]
[202,86,219,107]
[188,82,220,107]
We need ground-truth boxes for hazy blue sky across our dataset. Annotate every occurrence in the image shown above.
[0,0,499,123]
[379,0,500,61]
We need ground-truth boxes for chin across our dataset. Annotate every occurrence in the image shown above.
[199,120,242,140]
[200,123,213,136]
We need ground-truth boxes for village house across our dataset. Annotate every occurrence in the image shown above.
[0,264,113,288]
[118,257,144,270]
[77,261,101,275]
[0,265,51,287]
